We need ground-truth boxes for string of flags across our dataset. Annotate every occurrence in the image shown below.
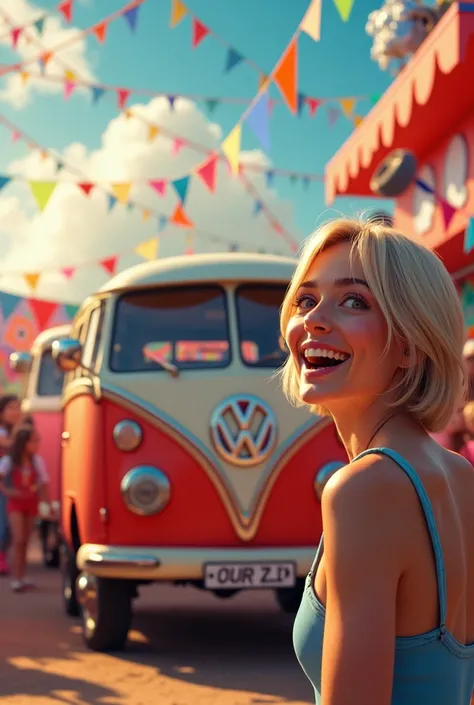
[0,113,299,252]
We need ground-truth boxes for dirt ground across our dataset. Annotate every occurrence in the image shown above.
[0,537,314,705]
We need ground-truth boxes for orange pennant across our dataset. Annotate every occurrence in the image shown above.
[170,203,193,228]
[24,273,40,292]
[339,98,356,118]
[93,22,107,43]
[170,0,187,28]
[352,114,363,128]
[148,125,160,141]
[20,71,29,85]
[41,50,52,66]
[273,39,298,114]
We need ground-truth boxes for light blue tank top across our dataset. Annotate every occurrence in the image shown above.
[293,447,474,704]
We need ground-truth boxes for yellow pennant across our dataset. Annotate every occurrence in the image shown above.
[111,182,132,205]
[170,0,187,28]
[221,124,241,175]
[148,124,160,142]
[142,208,151,222]
[124,109,133,120]
[24,273,40,291]
[64,69,76,82]
[29,181,57,211]
[339,98,356,118]
[20,71,29,85]
[135,237,159,261]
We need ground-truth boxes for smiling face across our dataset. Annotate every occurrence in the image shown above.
[285,241,404,414]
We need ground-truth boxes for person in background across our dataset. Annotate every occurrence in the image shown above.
[0,394,22,576]
[0,424,51,592]
[463,339,474,401]
[460,402,474,466]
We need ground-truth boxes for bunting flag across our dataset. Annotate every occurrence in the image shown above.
[117,88,130,110]
[123,4,141,32]
[62,267,75,279]
[28,298,58,329]
[192,18,209,48]
[78,182,94,196]
[57,0,74,24]
[273,39,298,114]
[225,48,244,73]
[441,200,456,230]
[172,176,190,203]
[170,0,187,28]
[148,125,159,141]
[221,125,241,175]
[300,0,322,41]
[111,182,132,205]
[100,256,118,276]
[135,237,159,261]
[29,181,57,211]
[0,176,11,191]
[333,0,355,21]
[245,91,270,151]
[339,98,356,118]
[24,273,40,292]
[93,21,108,43]
[11,28,22,48]
[149,179,167,196]
[195,154,217,192]
[170,203,193,228]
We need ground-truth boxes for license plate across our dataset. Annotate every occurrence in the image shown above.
[204,561,296,589]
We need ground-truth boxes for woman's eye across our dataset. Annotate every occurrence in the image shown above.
[341,296,367,310]
[296,295,315,310]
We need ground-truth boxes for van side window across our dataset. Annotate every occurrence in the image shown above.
[82,302,105,374]
[37,348,65,396]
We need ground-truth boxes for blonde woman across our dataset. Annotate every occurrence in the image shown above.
[283,219,474,704]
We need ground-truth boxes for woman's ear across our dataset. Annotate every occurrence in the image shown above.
[399,345,413,369]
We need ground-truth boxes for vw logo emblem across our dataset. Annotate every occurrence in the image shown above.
[210,394,278,467]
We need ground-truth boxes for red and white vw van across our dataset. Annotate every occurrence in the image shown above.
[10,323,71,567]
[52,253,347,651]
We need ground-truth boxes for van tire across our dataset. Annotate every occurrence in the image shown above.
[62,543,80,617]
[82,578,133,653]
[275,579,305,614]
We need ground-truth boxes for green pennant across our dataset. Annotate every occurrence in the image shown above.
[205,99,219,115]
[370,93,382,105]
[34,16,45,34]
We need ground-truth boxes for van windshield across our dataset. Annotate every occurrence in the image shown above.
[235,284,288,368]
[37,349,65,396]
[110,285,230,372]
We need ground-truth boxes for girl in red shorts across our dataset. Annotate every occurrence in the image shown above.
[0,424,50,592]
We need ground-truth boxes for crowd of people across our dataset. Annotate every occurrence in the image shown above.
[0,394,51,592]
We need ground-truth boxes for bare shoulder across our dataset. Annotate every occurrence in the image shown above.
[442,446,474,496]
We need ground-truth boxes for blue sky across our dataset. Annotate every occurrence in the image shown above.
[0,0,393,243]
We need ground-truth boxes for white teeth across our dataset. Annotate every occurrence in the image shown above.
[304,347,349,361]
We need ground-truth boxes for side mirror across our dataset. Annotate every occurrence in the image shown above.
[52,338,82,372]
[9,351,32,374]
[370,149,417,198]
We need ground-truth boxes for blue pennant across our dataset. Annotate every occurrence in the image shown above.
[464,218,474,254]
[91,86,106,105]
[123,5,139,32]
[225,48,244,73]
[254,200,263,215]
[265,170,275,187]
[107,194,117,211]
[172,176,190,204]
[0,176,11,191]
[167,95,176,110]
[0,292,20,320]
[158,215,168,232]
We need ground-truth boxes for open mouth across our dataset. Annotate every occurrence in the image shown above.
[302,347,350,371]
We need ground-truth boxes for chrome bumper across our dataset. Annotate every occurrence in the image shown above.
[76,544,315,581]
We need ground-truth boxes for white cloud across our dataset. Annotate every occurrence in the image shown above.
[0,97,301,303]
[0,0,96,108]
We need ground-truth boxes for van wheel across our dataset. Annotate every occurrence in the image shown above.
[275,579,305,614]
[61,543,80,617]
[77,575,133,652]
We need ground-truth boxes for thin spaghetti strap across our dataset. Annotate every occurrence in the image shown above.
[309,535,325,576]
[353,446,447,630]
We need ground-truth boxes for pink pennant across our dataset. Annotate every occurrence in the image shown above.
[11,130,20,143]
[11,28,22,48]
[172,138,185,155]
[62,267,75,279]
[306,97,321,117]
[63,79,76,100]
[195,154,217,192]
[100,256,118,275]
[441,200,456,230]
[117,89,130,110]
[149,179,167,196]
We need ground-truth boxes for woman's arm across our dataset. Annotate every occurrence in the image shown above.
[321,456,408,705]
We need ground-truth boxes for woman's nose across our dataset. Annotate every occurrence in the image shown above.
[303,305,332,333]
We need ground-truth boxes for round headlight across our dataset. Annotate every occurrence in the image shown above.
[121,466,171,516]
[314,461,346,500]
[113,420,143,452]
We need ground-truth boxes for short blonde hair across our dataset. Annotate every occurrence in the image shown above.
[279,217,466,432]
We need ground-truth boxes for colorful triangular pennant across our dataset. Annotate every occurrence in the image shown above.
[111,182,131,205]
[0,292,20,320]
[77,182,94,196]
[62,267,75,279]
[205,99,219,115]
[100,256,118,275]
[170,203,193,228]
[226,48,244,73]
[306,97,321,117]
[149,180,166,196]
[172,176,190,203]
[64,304,78,319]
[0,176,11,191]
[221,124,241,175]
[195,154,217,192]
[135,237,159,261]
[333,0,355,22]
[28,299,59,330]
[117,89,130,110]
[441,200,456,230]
[29,181,57,211]
[34,16,45,35]
[57,0,73,23]
[91,85,105,104]
[11,28,22,48]
[123,4,140,32]
[148,125,160,141]
[300,0,322,41]
[170,0,187,27]
[273,39,298,114]
[339,98,356,118]
[465,218,474,254]
[93,21,107,43]
[24,273,40,292]
[245,92,270,151]
[192,18,209,48]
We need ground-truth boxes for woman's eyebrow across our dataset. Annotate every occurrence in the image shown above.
[298,277,370,290]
